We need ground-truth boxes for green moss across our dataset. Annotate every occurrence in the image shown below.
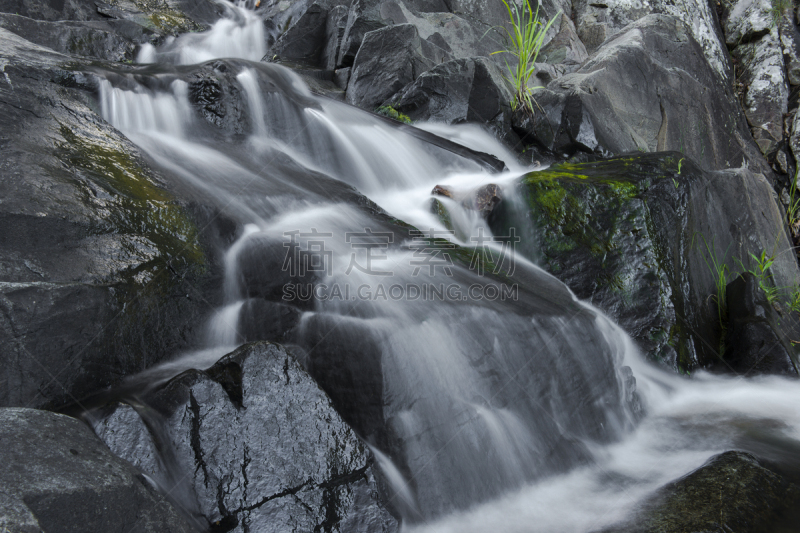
[376,106,412,124]
[56,125,206,274]
[430,198,454,231]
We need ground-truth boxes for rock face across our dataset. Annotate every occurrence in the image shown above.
[346,23,448,110]
[724,273,799,376]
[572,0,730,82]
[388,57,514,141]
[515,15,767,174]
[723,0,789,161]
[92,342,398,533]
[604,451,800,532]
[0,29,219,409]
[490,152,800,373]
[0,408,194,533]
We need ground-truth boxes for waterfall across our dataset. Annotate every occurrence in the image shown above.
[87,3,800,531]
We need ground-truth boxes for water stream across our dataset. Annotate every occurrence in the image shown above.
[88,3,800,531]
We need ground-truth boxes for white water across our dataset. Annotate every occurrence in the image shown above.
[94,3,800,530]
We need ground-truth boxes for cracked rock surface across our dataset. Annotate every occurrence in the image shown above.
[93,342,398,533]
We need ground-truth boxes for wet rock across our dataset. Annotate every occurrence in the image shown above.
[270,2,329,65]
[490,152,800,372]
[0,30,217,408]
[515,15,768,174]
[573,0,730,82]
[93,342,398,533]
[722,273,799,376]
[430,183,502,218]
[388,57,514,143]
[0,0,104,21]
[0,13,151,61]
[603,451,800,532]
[94,0,219,36]
[346,23,446,110]
[0,408,194,533]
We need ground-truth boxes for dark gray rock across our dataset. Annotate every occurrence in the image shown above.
[0,13,152,61]
[0,30,218,409]
[338,0,387,67]
[0,408,194,533]
[538,12,588,67]
[270,2,328,65]
[515,15,768,174]
[0,0,104,21]
[723,273,799,376]
[92,342,398,533]
[573,0,730,82]
[602,451,800,533]
[346,23,448,110]
[388,57,514,143]
[94,0,213,36]
[490,153,800,372]
[323,4,349,70]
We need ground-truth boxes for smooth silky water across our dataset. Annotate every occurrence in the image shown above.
[86,3,800,531]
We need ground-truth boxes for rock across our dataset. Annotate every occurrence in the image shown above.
[730,29,789,157]
[722,273,799,376]
[270,2,329,65]
[489,152,800,372]
[335,66,351,88]
[603,451,800,532]
[338,0,387,67]
[323,4,349,70]
[0,29,217,409]
[94,0,209,36]
[538,12,588,67]
[0,408,194,532]
[0,13,152,61]
[0,0,104,22]
[346,23,447,110]
[430,183,502,218]
[779,15,800,86]
[515,15,768,174]
[573,0,730,82]
[92,342,398,533]
[388,57,515,143]
[723,0,772,44]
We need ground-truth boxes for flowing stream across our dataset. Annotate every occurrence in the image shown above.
[88,3,800,531]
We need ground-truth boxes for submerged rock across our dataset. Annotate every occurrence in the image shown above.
[0,408,194,532]
[92,342,398,532]
[603,451,800,532]
[489,152,800,373]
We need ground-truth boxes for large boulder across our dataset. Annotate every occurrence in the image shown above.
[489,152,800,373]
[0,29,219,409]
[0,408,194,532]
[346,23,450,110]
[572,0,730,82]
[92,342,398,532]
[0,13,152,61]
[515,15,769,174]
[388,57,515,143]
[603,451,800,532]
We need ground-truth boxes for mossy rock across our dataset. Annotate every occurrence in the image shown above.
[491,152,800,374]
[602,451,800,533]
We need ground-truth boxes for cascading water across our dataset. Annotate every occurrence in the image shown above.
[87,3,800,531]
